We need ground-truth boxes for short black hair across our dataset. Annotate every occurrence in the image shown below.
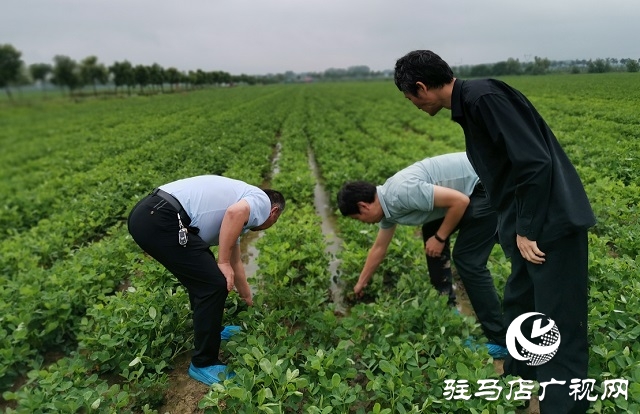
[394,50,454,96]
[263,189,285,211]
[337,181,376,216]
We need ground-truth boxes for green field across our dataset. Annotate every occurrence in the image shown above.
[1,74,639,413]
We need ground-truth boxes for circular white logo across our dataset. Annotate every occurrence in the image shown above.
[506,312,561,366]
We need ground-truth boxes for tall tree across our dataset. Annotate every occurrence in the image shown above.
[109,60,134,95]
[165,67,181,91]
[587,58,611,74]
[29,63,52,97]
[133,65,150,93]
[0,44,23,99]
[528,56,551,75]
[51,55,81,95]
[80,56,108,96]
[148,63,165,92]
[625,59,639,73]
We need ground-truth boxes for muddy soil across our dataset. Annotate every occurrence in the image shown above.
[158,351,209,414]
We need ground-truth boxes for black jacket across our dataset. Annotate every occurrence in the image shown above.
[451,78,595,253]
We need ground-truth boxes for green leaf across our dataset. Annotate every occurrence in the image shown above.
[456,362,470,377]
[259,358,273,375]
[228,387,246,400]
[379,360,394,374]
[286,368,299,382]
[331,373,341,388]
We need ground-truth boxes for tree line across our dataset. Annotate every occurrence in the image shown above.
[1,43,639,100]
[0,44,264,99]
[453,56,640,78]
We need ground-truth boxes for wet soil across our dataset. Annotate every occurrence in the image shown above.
[158,352,208,414]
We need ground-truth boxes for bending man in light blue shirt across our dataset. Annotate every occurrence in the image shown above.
[337,152,506,357]
[128,175,285,386]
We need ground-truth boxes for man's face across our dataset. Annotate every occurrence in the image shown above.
[349,202,382,224]
[404,83,442,116]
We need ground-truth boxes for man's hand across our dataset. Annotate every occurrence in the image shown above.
[425,237,445,257]
[516,235,545,264]
[218,262,235,291]
[354,280,367,298]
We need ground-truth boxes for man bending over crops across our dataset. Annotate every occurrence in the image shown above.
[337,152,507,359]
[128,175,285,386]
[394,50,595,414]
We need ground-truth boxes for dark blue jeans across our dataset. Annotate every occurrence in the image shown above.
[422,185,506,345]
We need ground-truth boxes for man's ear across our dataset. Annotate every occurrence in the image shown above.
[415,81,428,93]
[356,201,369,212]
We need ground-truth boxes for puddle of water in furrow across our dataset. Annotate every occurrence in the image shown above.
[240,142,282,295]
[307,149,347,315]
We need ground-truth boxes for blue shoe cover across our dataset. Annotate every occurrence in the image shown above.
[221,325,241,341]
[465,336,509,359]
[188,363,236,386]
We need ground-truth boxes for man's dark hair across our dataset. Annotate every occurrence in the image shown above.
[264,189,286,211]
[394,50,454,96]
[337,181,376,216]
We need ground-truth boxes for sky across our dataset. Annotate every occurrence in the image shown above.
[3,0,639,76]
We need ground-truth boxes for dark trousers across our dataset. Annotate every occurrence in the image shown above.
[127,193,228,367]
[422,186,506,345]
[502,230,589,414]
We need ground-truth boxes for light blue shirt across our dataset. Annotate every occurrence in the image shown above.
[378,152,479,229]
[159,175,271,246]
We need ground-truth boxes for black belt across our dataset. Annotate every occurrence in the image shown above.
[152,188,184,212]
[150,188,200,236]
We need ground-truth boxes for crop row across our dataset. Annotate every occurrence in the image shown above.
[0,88,289,400]
[2,76,639,412]
[302,79,640,413]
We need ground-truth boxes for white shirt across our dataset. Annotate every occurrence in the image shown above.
[159,175,271,246]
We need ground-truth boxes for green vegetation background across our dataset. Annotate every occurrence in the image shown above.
[0,73,638,413]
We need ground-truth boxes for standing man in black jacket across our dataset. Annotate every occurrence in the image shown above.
[393,50,596,414]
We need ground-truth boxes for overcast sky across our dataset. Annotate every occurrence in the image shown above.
[3,0,639,75]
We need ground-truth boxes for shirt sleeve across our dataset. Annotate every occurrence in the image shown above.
[475,94,552,240]
[379,217,395,229]
[397,179,435,212]
[242,190,271,229]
